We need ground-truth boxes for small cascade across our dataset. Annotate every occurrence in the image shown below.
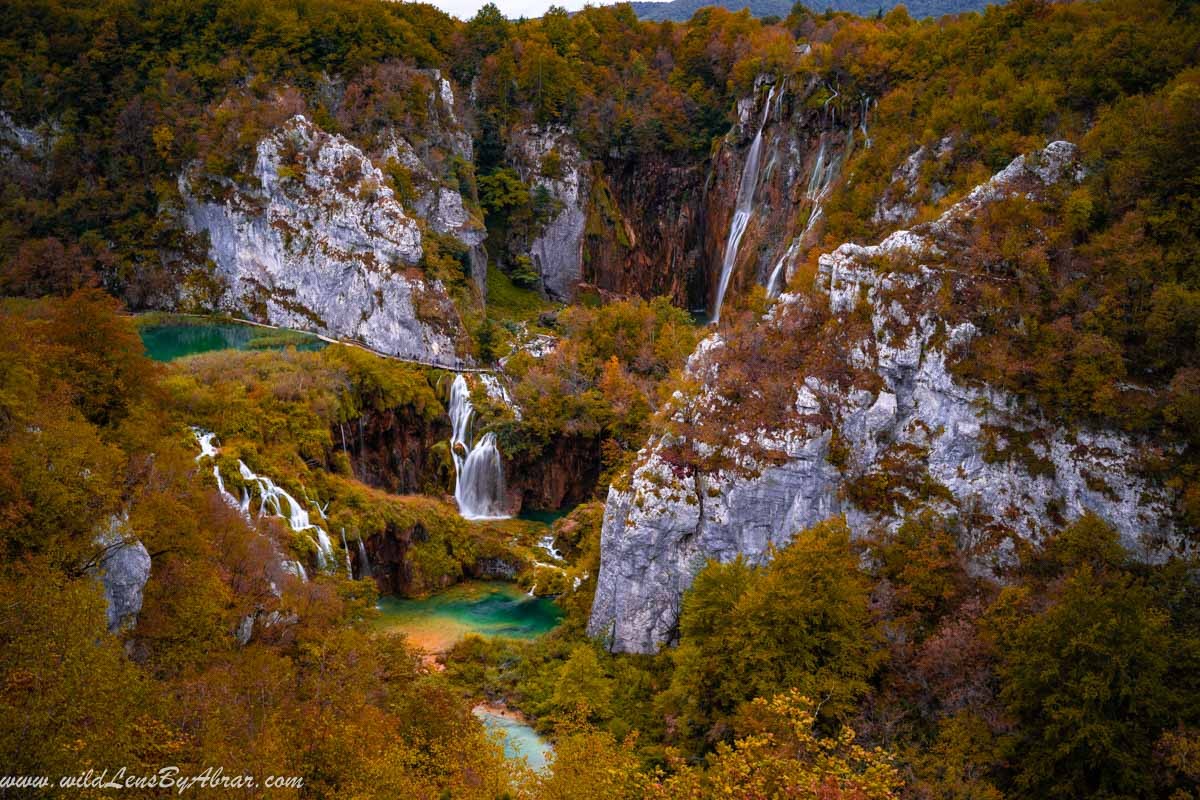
[538,533,564,562]
[193,429,238,509]
[712,83,777,324]
[767,134,843,298]
[192,428,325,579]
[212,465,240,508]
[194,429,219,461]
[356,537,372,580]
[237,460,336,568]
[449,375,510,520]
[859,95,873,149]
[339,528,354,576]
[479,373,521,420]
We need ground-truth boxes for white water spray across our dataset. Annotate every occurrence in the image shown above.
[339,528,354,576]
[449,375,510,520]
[193,428,327,578]
[712,84,776,324]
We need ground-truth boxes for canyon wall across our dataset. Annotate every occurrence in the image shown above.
[588,141,1179,654]
[180,114,469,364]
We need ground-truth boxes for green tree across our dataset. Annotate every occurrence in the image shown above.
[662,518,883,750]
[994,565,1175,798]
[550,644,614,722]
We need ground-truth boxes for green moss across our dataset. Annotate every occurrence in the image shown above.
[485,262,554,322]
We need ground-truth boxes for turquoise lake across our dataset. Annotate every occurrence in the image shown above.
[374,580,562,652]
[139,321,325,362]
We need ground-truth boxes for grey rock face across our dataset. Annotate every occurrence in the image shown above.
[589,141,1175,654]
[96,527,152,633]
[378,72,488,291]
[511,126,588,301]
[871,135,953,227]
[181,115,466,365]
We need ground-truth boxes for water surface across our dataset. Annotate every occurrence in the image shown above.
[473,706,553,773]
[517,508,568,525]
[374,581,561,652]
[140,321,325,361]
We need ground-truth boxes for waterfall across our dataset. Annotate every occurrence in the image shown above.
[860,95,872,149]
[538,533,563,561]
[356,537,372,579]
[456,432,508,520]
[339,528,353,576]
[449,375,510,520]
[192,427,326,577]
[212,465,241,508]
[194,429,219,461]
[479,373,521,420]
[194,429,238,509]
[237,459,335,568]
[767,134,842,298]
[712,84,776,325]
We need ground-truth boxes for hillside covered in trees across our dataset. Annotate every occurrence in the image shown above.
[627,0,1000,23]
[1,0,1199,796]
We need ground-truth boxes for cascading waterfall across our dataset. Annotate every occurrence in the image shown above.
[449,375,510,520]
[767,134,843,298]
[193,428,329,578]
[339,528,354,576]
[479,373,521,420]
[538,533,563,561]
[858,95,873,149]
[712,83,776,324]
[237,460,336,568]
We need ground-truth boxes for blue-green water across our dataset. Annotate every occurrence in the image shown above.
[474,707,553,773]
[517,507,569,525]
[374,581,562,651]
[139,321,325,362]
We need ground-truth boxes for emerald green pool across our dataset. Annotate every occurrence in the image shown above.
[374,581,562,652]
[517,508,568,525]
[139,321,325,362]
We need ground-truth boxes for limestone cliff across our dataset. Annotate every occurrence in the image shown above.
[509,125,589,301]
[588,141,1178,654]
[180,114,469,365]
[374,70,488,291]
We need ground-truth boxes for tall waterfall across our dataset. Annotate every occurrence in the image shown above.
[449,374,509,520]
[712,84,776,324]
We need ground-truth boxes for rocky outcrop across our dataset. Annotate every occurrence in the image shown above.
[584,155,707,307]
[588,141,1177,654]
[871,136,953,227]
[95,523,152,633]
[362,522,425,595]
[378,70,488,291]
[504,434,604,513]
[180,115,468,364]
[510,126,588,301]
[336,407,450,495]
